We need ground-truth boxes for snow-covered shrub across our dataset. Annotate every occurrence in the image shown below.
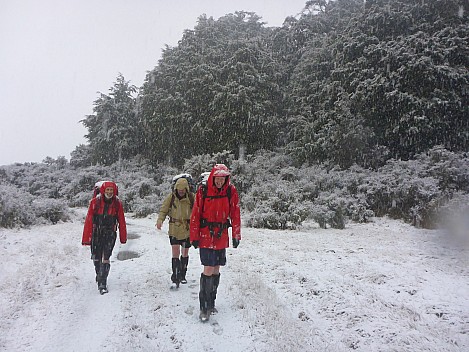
[308,193,373,228]
[0,186,67,227]
[348,197,375,223]
[241,152,374,229]
[123,180,165,218]
[32,198,69,224]
[380,148,469,228]
[363,159,443,226]
[307,201,334,229]
[240,151,298,229]
[182,150,236,179]
[131,194,161,218]
[421,146,469,192]
[0,185,36,228]
[2,147,468,230]
[244,198,309,230]
[61,168,110,207]
[229,158,256,196]
[243,178,307,230]
[297,165,374,228]
[111,160,177,217]
[234,150,294,193]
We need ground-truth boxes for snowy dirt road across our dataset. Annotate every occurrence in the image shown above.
[0,209,468,352]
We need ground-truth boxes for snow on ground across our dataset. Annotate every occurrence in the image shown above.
[0,209,468,352]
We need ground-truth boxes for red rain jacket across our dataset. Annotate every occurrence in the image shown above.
[82,181,127,245]
[190,165,241,249]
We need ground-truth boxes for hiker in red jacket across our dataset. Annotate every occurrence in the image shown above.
[82,181,127,294]
[190,164,241,321]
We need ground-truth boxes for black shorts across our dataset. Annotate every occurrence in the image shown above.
[199,248,226,267]
[169,236,191,248]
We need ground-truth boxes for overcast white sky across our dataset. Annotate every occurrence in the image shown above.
[0,0,306,166]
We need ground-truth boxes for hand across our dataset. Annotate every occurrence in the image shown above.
[156,220,162,230]
[232,238,240,248]
[192,240,199,249]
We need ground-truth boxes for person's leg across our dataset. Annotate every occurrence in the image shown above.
[171,242,181,284]
[92,248,102,282]
[99,233,116,291]
[170,238,181,284]
[203,266,215,276]
[179,238,190,284]
[171,243,181,258]
[181,247,189,257]
[199,269,214,321]
[91,232,102,282]
[211,269,221,314]
[210,249,226,314]
[199,248,217,321]
[210,249,226,313]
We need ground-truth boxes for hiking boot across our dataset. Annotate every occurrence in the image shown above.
[199,273,214,321]
[171,258,181,284]
[199,309,210,322]
[210,273,220,313]
[180,256,189,284]
[98,281,108,294]
[97,263,110,291]
[171,273,179,284]
[94,260,100,282]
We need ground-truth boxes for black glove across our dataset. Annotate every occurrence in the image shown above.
[192,240,199,249]
[232,238,240,248]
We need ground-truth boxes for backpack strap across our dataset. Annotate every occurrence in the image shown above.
[169,193,176,209]
[201,184,231,208]
[188,192,195,208]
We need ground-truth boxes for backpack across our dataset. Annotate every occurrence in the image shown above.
[171,173,196,193]
[196,172,211,190]
[93,181,103,198]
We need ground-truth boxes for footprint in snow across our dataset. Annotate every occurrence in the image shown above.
[184,306,194,315]
[211,320,223,335]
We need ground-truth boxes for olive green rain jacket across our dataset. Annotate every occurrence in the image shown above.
[157,178,194,240]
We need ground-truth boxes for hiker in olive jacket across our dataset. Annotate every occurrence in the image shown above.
[156,177,194,286]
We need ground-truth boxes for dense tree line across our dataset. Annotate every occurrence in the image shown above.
[139,12,287,166]
[288,0,468,168]
[75,0,468,170]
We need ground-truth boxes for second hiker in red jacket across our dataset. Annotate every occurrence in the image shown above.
[190,164,241,321]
